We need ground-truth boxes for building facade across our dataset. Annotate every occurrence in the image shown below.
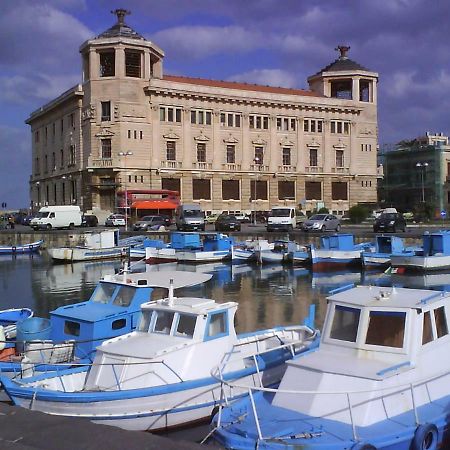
[379,132,450,215]
[28,9,379,218]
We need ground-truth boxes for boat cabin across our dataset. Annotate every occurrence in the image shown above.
[320,234,355,251]
[83,229,119,249]
[375,235,405,254]
[50,271,212,359]
[422,231,450,256]
[170,231,233,252]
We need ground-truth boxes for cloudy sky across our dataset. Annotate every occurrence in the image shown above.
[2,0,450,208]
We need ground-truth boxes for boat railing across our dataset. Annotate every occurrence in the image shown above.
[212,365,450,444]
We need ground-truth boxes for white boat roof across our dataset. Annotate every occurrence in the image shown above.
[329,285,449,309]
[102,271,212,289]
[143,297,237,314]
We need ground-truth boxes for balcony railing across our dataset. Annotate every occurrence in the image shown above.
[192,162,212,170]
[278,165,293,173]
[250,164,269,172]
[161,160,182,169]
[332,167,350,174]
[305,166,323,173]
[89,158,113,168]
[222,163,241,171]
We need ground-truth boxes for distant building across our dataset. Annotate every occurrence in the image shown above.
[28,9,379,218]
[379,132,450,214]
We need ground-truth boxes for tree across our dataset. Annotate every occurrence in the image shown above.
[348,204,369,224]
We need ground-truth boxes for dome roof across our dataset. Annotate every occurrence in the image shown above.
[96,9,145,41]
[313,46,371,76]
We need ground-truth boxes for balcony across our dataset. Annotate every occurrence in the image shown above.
[192,162,212,170]
[278,165,294,173]
[250,164,269,172]
[89,158,113,168]
[161,160,182,169]
[331,167,350,174]
[305,166,323,173]
[222,163,241,171]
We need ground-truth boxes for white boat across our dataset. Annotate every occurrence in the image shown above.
[391,230,450,272]
[256,241,305,265]
[48,229,128,262]
[214,285,450,449]
[231,239,273,263]
[1,283,318,432]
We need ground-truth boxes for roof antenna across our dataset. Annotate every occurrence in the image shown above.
[122,261,129,284]
[168,278,174,306]
[111,8,130,26]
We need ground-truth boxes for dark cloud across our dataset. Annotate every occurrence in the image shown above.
[2,0,450,206]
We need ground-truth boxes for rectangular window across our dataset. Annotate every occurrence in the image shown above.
[309,148,318,166]
[332,182,348,200]
[44,155,48,173]
[250,180,268,200]
[175,314,196,338]
[35,131,39,143]
[197,143,206,162]
[249,114,269,130]
[282,147,291,166]
[128,130,131,139]
[101,139,112,159]
[134,130,137,139]
[222,180,240,200]
[193,179,211,200]
[221,112,241,128]
[160,106,182,123]
[435,306,448,338]
[304,118,323,133]
[101,101,111,121]
[278,181,295,200]
[226,145,235,164]
[359,80,370,102]
[330,305,360,342]
[60,149,64,168]
[162,178,181,193]
[331,120,350,135]
[254,147,264,164]
[52,123,56,138]
[336,150,344,167]
[60,119,64,134]
[125,50,141,77]
[166,141,176,161]
[100,51,115,77]
[52,152,56,171]
[191,109,212,125]
[277,116,296,131]
[140,131,143,139]
[70,113,74,128]
[422,311,433,344]
[365,311,406,348]
[206,312,227,338]
[35,157,40,174]
[305,181,322,200]
[69,145,76,166]
[153,311,174,334]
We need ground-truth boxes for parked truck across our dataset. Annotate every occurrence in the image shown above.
[266,206,306,232]
[30,206,82,230]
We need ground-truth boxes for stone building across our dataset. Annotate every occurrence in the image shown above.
[28,9,379,218]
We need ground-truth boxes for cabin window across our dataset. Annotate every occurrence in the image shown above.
[330,305,360,342]
[153,311,175,334]
[175,314,196,338]
[112,318,126,330]
[206,311,227,339]
[138,310,153,332]
[64,320,80,336]
[422,311,433,344]
[435,306,448,338]
[365,311,405,348]
[112,286,134,307]
[92,283,116,304]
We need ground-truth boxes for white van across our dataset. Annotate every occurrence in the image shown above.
[31,206,82,230]
[266,207,305,232]
[175,204,205,231]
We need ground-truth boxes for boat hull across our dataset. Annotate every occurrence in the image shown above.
[144,247,177,264]
[48,246,128,262]
[362,252,391,268]
[0,240,43,255]
[176,250,230,263]
[311,248,362,270]
[391,254,450,271]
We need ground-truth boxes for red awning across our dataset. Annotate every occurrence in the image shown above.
[131,200,178,210]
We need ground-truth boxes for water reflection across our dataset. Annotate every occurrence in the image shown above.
[4,256,450,336]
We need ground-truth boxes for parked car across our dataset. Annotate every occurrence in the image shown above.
[22,215,35,226]
[205,213,221,224]
[215,214,241,232]
[105,214,126,227]
[81,214,99,227]
[373,212,406,233]
[133,215,167,231]
[234,212,250,223]
[302,214,341,232]
[160,215,172,227]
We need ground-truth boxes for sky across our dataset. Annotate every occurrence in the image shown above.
[2,0,450,208]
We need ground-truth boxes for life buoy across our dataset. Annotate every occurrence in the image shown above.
[351,443,376,450]
[411,423,438,450]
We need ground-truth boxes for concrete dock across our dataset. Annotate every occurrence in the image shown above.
[0,402,205,449]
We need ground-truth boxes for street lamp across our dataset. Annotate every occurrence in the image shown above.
[416,162,429,203]
[118,151,133,231]
[252,157,260,225]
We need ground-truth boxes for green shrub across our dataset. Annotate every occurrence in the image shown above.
[348,204,369,224]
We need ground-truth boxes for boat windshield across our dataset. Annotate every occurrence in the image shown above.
[330,305,360,342]
[365,310,406,348]
[138,310,196,338]
[270,209,290,217]
[91,283,117,304]
[153,311,175,334]
[112,286,135,307]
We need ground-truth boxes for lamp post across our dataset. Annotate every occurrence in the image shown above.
[118,151,133,231]
[252,157,260,225]
[416,162,429,203]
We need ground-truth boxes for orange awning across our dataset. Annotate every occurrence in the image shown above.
[131,200,178,210]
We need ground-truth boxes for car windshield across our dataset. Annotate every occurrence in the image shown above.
[221,215,235,221]
[380,213,396,220]
[270,209,290,217]
[184,210,202,217]
[37,212,49,218]
[310,214,326,220]
[141,216,155,221]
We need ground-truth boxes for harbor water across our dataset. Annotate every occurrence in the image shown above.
[2,251,450,445]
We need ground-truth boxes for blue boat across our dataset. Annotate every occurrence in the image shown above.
[212,285,450,450]
[362,235,415,269]
[0,269,210,379]
[0,240,43,255]
[310,234,373,270]
[0,308,33,327]
[391,230,450,272]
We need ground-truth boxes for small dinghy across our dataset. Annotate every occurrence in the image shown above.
[0,240,43,255]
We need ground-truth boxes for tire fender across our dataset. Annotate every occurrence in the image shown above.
[411,423,438,450]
